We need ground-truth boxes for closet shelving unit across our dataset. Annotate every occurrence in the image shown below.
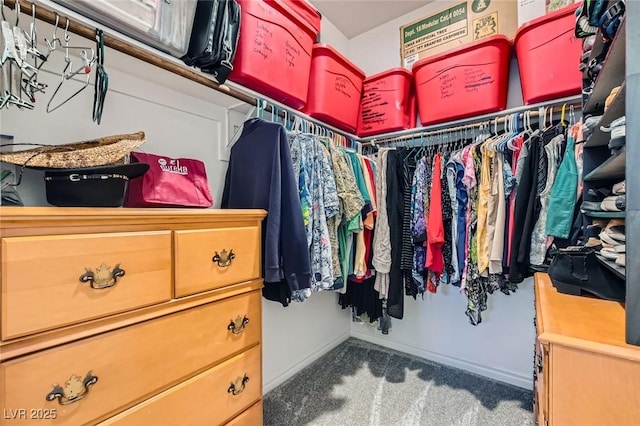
[625,2,640,346]
[581,16,627,279]
[583,19,626,113]
[11,0,360,141]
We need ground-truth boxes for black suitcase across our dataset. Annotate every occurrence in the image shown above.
[182,0,241,84]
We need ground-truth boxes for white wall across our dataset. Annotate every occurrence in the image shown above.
[261,14,352,393]
[346,4,534,389]
[0,14,351,395]
[320,17,350,53]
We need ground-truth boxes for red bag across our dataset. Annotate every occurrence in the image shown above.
[124,152,213,208]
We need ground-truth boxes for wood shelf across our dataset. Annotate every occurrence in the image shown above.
[584,83,626,148]
[584,147,626,181]
[583,18,626,115]
[596,254,626,280]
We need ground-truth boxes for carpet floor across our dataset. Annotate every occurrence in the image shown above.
[264,338,533,426]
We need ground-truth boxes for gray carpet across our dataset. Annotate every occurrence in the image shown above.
[264,338,533,426]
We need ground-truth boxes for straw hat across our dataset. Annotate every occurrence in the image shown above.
[0,131,147,169]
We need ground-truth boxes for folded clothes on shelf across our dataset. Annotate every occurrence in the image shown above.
[612,179,625,195]
[581,181,625,212]
[601,115,625,152]
[582,115,603,140]
[605,86,621,111]
[601,195,625,212]
[585,218,625,268]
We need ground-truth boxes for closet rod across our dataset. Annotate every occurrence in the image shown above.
[6,0,359,140]
[361,95,583,146]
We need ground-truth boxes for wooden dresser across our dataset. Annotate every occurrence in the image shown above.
[534,273,640,426]
[0,207,266,425]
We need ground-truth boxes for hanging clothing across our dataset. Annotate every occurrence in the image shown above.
[385,150,405,319]
[509,125,562,283]
[489,149,506,275]
[221,118,311,306]
[477,142,492,275]
[446,157,461,285]
[454,157,468,287]
[288,133,340,301]
[507,136,527,268]
[399,149,419,298]
[426,153,445,283]
[411,156,427,293]
[465,145,488,325]
[373,148,393,299]
[530,134,564,266]
[546,128,579,239]
[441,155,455,283]
[460,144,478,290]
[338,275,383,324]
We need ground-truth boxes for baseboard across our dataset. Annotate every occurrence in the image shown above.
[263,331,351,394]
[350,330,533,390]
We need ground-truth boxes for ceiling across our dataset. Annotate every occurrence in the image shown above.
[310,1,429,39]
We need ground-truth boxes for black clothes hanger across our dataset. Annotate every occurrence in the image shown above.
[92,29,108,124]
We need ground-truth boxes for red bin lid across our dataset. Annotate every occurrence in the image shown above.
[411,34,512,74]
[514,2,581,46]
[365,67,412,83]
[312,43,366,79]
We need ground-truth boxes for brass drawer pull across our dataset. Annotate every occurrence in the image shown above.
[212,249,235,268]
[46,371,98,405]
[227,374,249,396]
[228,315,249,334]
[79,263,125,289]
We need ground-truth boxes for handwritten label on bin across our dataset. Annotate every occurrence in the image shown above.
[360,79,394,128]
[435,65,494,100]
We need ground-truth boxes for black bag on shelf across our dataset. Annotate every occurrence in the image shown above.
[547,246,625,302]
[182,0,241,84]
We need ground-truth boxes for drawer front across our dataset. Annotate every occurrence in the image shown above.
[225,401,263,426]
[98,345,261,426]
[1,231,172,339]
[1,290,261,425]
[175,227,260,297]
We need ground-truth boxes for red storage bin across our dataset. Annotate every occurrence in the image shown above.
[514,3,582,105]
[413,35,512,126]
[230,0,318,109]
[282,0,321,40]
[303,44,365,133]
[357,68,416,137]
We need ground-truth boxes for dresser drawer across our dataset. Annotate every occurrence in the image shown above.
[98,345,261,426]
[1,290,262,425]
[1,231,172,340]
[174,227,260,297]
[225,401,263,426]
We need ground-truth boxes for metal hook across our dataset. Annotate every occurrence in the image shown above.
[46,13,61,51]
[1,0,19,26]
[64,17,71,42]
